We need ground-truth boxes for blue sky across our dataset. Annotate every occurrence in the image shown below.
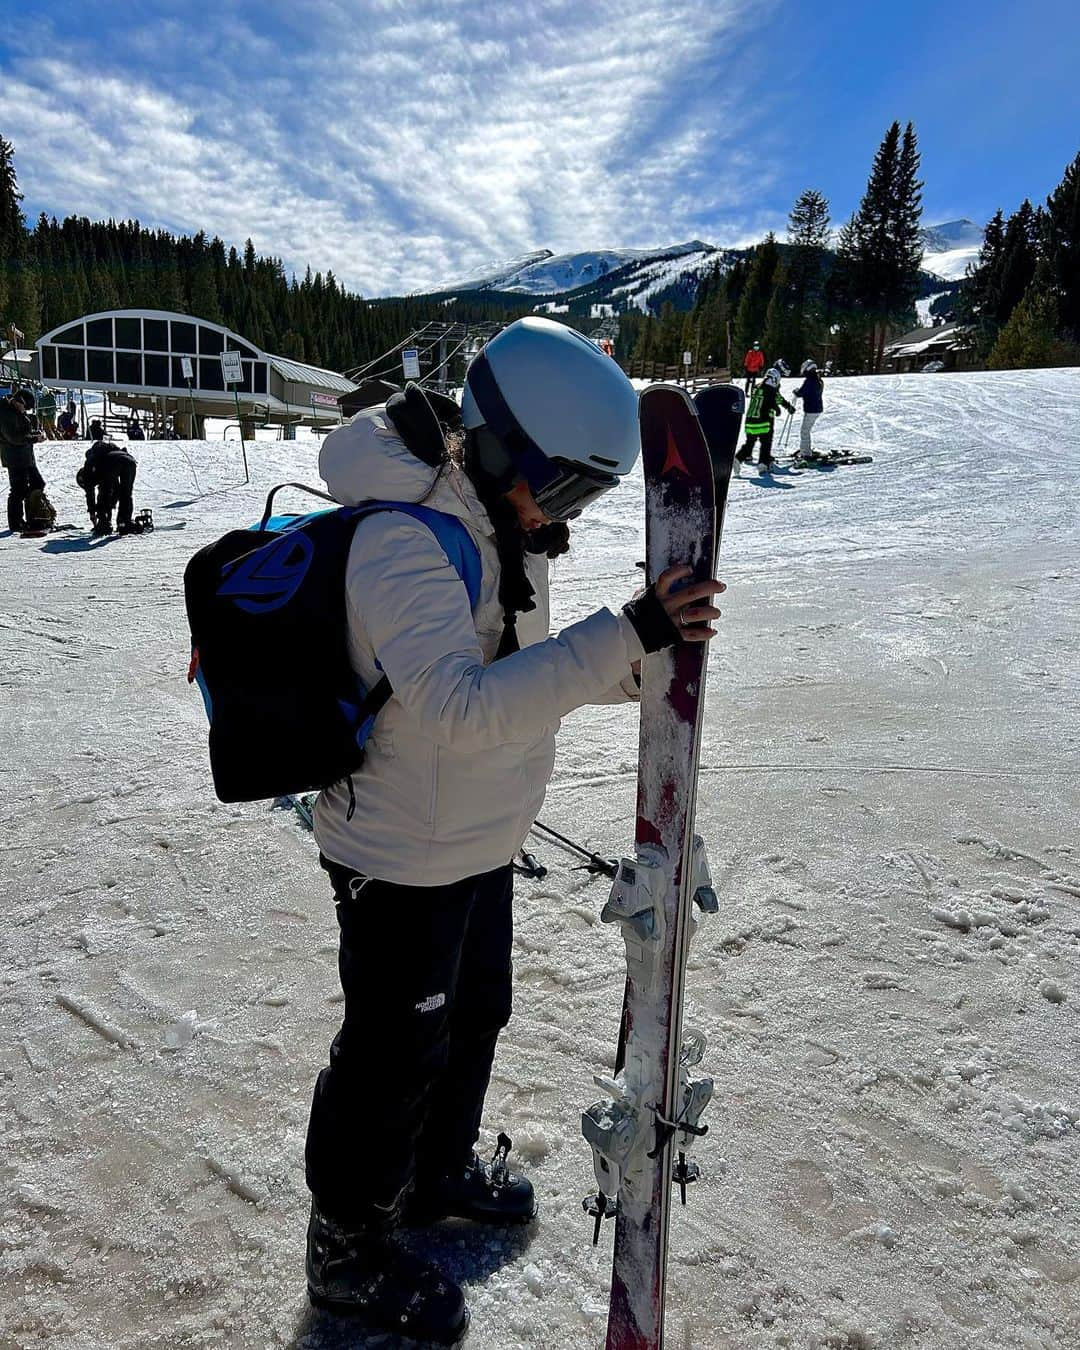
[1,0,1077,296]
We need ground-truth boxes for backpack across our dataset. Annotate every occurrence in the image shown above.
[185,482,482,804]
[25,488,57,531]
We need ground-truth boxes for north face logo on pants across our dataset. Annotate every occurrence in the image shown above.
[415,993,446,1014]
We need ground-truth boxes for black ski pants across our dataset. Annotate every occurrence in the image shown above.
[736,426,775,465]
[95,460,137,528]
[306,856,514,1227]
[6,460,45,531]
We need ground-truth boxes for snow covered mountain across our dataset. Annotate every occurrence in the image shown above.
[921,218,984,281]
[433,241,715,297]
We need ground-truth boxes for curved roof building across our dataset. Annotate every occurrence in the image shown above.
[34,309,357,426]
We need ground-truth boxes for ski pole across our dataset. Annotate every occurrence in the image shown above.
[530,820,618,879]
[780,408,794,449]
[514,849,548,880]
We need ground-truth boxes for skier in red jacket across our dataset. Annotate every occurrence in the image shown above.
[743,341,765,392]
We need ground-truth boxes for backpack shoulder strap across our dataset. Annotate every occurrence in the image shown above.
[343,501,485,739]
[353,500,483,611]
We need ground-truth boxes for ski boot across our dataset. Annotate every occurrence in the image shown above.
[757,459,774,474]
[406,1133,536,1226]
[117,518,144,536]
[306,1200,467,1344]
[92,517,113,538]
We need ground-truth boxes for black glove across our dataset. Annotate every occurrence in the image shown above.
[623,584,682,653]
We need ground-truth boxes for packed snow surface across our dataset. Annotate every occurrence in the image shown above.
[2,368,1079,1349]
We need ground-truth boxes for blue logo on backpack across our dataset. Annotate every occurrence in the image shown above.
[219,532,315,614]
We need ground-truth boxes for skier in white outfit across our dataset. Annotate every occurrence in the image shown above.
[793,359,825,458]
[304,317,725,1343]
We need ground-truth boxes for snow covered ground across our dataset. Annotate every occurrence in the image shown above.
[2,368,1079,1349]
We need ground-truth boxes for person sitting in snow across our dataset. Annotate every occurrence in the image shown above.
[301,318,725,1344]
[792,360,825,459]
[57,401,78,439]
[78,435,141,537]
[735,361,794,473]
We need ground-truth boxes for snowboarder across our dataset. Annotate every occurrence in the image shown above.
[303,317,725,1344]
[0,388,47,534]
[742,340,765,392]
[735,361,794,473]
[792,359,825,459]
[78,436,141,536]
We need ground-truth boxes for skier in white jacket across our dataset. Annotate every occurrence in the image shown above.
[304,318,724,1342]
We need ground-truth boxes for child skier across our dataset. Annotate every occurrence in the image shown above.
[792,359,825,459]
[303,317,725,1343]
[735,361,794,473]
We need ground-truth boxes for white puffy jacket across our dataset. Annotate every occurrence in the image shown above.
[313,406,643,886]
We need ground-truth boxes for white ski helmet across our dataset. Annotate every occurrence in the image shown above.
[461,316,640,520]
[774,358,791,377]
[763,367,782,389]
[800,359,818,375]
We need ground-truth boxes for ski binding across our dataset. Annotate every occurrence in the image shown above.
[582,840,717,1244]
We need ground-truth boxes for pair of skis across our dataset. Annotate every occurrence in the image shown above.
[582,382,743,1350]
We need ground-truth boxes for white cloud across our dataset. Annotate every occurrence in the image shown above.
[0,0,778,295]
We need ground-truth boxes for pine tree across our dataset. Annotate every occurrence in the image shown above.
[732,233,780,365]
[838,121,924,370]
[988,275,1080,369]
[763,189,832,369]
[1043,151,1080,341]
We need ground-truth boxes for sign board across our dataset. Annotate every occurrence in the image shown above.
[220,349,244,384]
[683,351,693,366]
[310,391,339,408]
[180,356,194,381]
[401,348,421,381]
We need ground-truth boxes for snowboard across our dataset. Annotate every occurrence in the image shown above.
[583,383,735,1350]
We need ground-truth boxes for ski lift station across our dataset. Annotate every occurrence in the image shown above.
[32,309,359,436]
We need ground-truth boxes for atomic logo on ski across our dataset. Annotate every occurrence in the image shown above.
[660,426,691,479]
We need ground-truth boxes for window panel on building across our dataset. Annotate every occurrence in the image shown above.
[58,348,86,381]
[54,323,85,346]
[116,351,142,385]
[41,346,58,380]
[144,318,169,352]
[171,321,197,354]
[200,358,225,390]
[86,317,112,347]
[87,350,115,385]
[144,353,171,388]
[252,363,267,394]
[115,317,141,349]
[199,327,224,356]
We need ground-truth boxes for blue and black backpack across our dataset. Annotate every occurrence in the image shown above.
[184,479,481,804]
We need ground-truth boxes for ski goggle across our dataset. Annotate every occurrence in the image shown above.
[530,457,620,522]
[466,352,620,521]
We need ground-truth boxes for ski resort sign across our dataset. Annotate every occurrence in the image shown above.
[401,348,421,380]
[310,392,339,409]
[220,349,244,384]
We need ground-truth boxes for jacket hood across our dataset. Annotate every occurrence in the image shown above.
[319,403,494,536]
[319,405,440,507]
